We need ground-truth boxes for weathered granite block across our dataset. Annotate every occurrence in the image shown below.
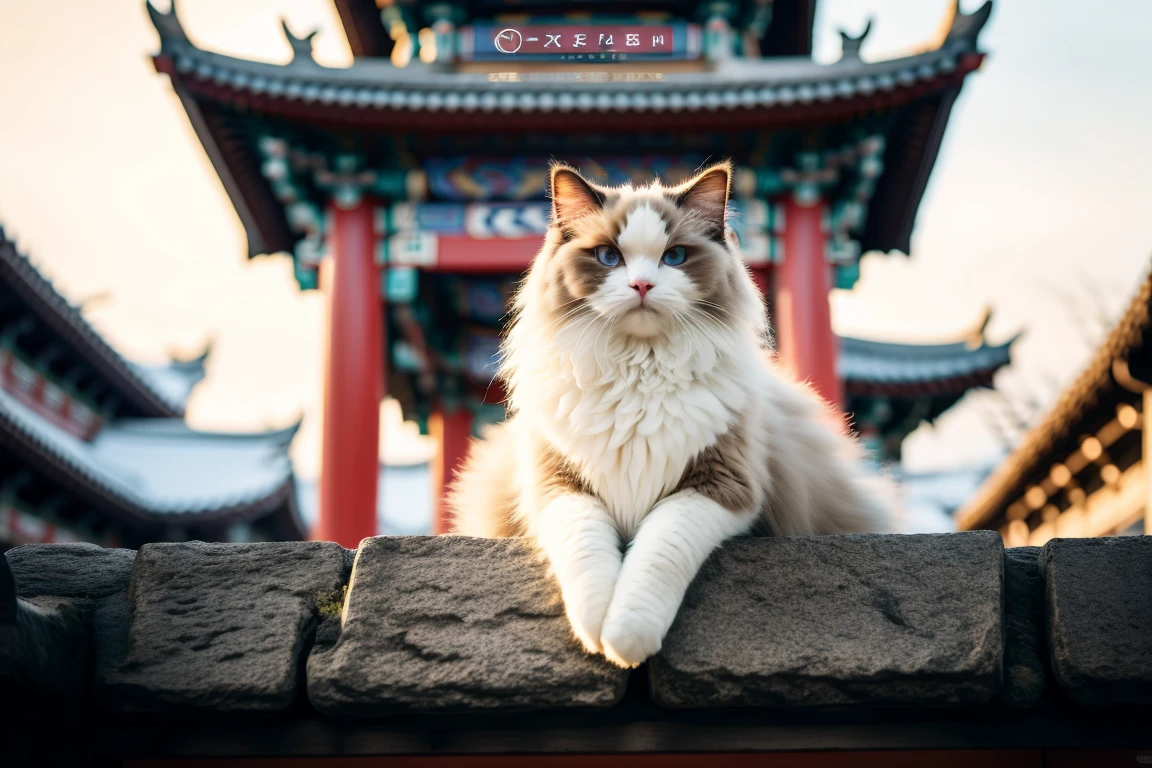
[1041,536,1152,707]
[649,532,1005,708]
[1000,546,1047,708]
[100,541,346,716]
[4,543,137,710]
[0,555,88,709]
[6,542,136,600]
[307,536,629,715]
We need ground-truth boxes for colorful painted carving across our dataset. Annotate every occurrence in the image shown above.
[424,156,712,201]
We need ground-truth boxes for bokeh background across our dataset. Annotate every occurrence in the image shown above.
[1,0,1149,533]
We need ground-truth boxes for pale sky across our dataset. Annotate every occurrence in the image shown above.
[0,0,1149,481]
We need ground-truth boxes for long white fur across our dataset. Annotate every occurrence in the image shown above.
[467,180,888,668]
[601,490,757,667]
[532,493,622,654]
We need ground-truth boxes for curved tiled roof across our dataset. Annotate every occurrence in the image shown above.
[0,227,191,419]
[841,332,1015,395]
[0,381,303,531]
[956,260,1152,532]
[148,3,984,123]
[145,1,991,259]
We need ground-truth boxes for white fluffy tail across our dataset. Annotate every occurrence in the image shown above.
[446,421,520,537]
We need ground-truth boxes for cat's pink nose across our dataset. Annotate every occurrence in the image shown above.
[630,280,654,300]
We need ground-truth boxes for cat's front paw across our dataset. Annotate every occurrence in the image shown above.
[564,589,613,655]
[599,611,664,669]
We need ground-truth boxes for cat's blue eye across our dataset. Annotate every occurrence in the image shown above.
[595,245,621,267]
[662,246,687,266]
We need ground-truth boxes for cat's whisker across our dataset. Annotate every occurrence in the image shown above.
[693,300,738,321]
[545,300,594,327]
[568,312,604,354]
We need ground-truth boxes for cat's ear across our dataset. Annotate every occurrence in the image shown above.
[550,164,605,223]
[675,162,731,240]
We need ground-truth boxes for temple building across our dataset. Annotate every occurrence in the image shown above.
[147,0,1009,545]
[957,263,1152,545]
[0,226,305,550]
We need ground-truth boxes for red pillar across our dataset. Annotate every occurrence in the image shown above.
[314,198,383,548]
[773,196,844,409]
[429,407,473,535]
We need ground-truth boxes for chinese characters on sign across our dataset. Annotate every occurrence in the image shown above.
[463,24,699,62]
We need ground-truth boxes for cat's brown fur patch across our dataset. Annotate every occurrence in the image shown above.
[537,439,595,501]
[675,424,756,512]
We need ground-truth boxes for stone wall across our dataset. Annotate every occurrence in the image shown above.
[3,532,1151,721]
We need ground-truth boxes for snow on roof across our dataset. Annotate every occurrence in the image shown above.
[128,353,208,413]
[0,384,297,516]
[839,336,1015,386]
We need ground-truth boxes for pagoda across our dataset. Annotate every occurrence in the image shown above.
[0,226,305,549]
[147,0,1010,546]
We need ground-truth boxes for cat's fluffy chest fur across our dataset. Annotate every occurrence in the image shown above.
[513,325,757,538]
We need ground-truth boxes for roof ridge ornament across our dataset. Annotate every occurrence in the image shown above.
[838,18,872,61]
[965,306,994,349]
[146,0,189,45]
[281,19,319,64]
[165,335,214,368]
[941,0,993,47]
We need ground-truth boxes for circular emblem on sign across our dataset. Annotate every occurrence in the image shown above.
[494,28,523,54]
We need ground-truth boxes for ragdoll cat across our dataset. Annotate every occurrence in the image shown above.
[448,161,888,669]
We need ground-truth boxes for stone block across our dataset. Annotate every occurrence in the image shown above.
[649,532,1005,708]
[307,536,629,715]
[100,541,345,716]
[4,543,138,711]
[1000,546,1047,708]
[0,555,88,710]
[6,542,135,599]
[1041,536,1152,707]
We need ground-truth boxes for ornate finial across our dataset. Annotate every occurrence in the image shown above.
[146,0,189,44]
[966,306,994,348]
[172,335,215,366]
[838,18,872,60]
[193,336,215,364]
[942,0,993,46]
[281,19,318,62]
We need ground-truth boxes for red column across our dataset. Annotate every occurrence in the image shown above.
[773,196,843,409]
[429,407,473,535]
[314,198,383,548]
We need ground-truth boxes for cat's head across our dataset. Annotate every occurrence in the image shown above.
[521,161,762,342]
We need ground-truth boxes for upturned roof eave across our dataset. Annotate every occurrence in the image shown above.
[144,0,990,258]
[0,385,301,528]
[150,38,981,110]
[0,413,302,531]
[839,318,1017,390]
[145,0,989,112]
[0,234,185,419]
[955,261,1152,532]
